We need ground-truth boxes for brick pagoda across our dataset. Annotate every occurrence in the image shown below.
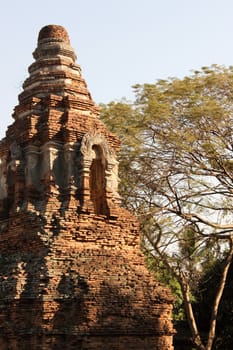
[0,25,174,349]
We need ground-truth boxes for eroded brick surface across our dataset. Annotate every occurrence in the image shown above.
[0,25,174,349]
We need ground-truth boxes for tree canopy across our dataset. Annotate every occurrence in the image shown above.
[100,65,233,350]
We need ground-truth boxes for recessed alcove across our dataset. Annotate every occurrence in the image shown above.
[90,145,108,215]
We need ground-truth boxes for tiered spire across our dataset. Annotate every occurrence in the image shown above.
[1,25,121,218]
[16,25,95,116]
[0,25,174,350]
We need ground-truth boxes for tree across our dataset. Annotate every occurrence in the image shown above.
[194,256,233,349]
[100,65,233,350]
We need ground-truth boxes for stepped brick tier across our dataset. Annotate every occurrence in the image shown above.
[0,25,174,349]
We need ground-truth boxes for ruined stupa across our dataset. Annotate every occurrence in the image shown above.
[0,25,174,349]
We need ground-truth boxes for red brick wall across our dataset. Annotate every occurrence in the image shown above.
[0,25,174,349]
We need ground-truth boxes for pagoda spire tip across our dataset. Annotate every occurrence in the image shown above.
[38,24,70,44]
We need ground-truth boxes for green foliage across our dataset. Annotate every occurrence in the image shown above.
[145,252,185,321]
[100,64,233,254]
[179,224,198,260]
[100,65,233,349]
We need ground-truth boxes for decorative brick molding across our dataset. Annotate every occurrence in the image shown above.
[0,25,174,349]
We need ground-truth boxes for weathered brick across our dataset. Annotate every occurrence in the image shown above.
[0,25,174,349]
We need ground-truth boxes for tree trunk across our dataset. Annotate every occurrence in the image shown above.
[206,238,233,350]
[180,277,205,350]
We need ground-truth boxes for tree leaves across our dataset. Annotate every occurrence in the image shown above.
[100,64,233,349]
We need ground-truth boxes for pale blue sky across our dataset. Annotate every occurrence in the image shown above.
[1,0,233,137]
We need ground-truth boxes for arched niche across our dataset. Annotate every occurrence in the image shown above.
[89,145,107,215]
[24,145,40,189]
[80,132,120,215]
